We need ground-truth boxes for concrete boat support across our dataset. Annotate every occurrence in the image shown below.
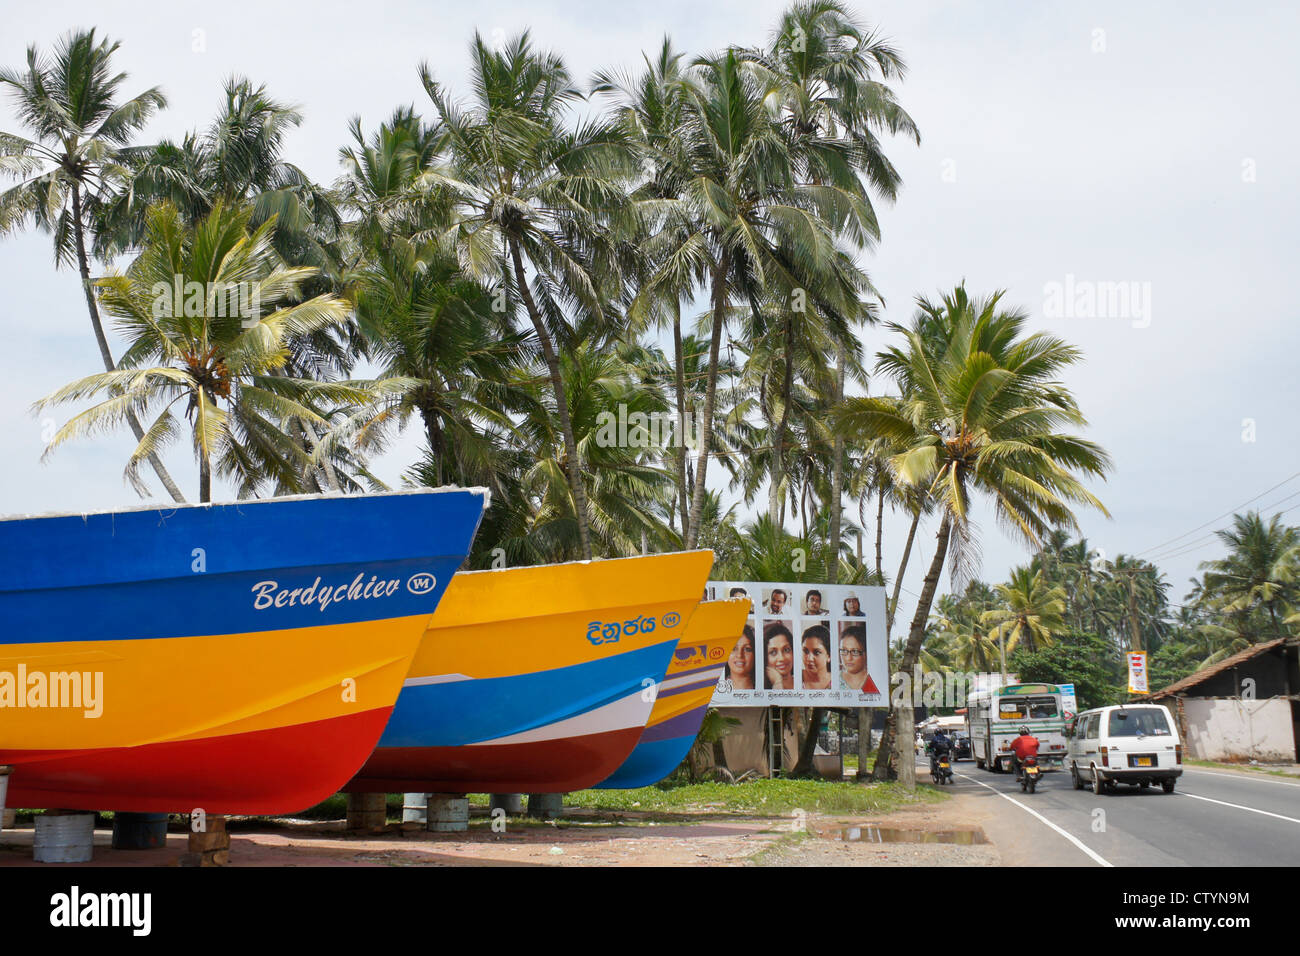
[34,811,94,863]
[346,792,387,831]
[403,792,429,823]
[527,793,563,820]
[491,793,523,815]
[426,793,469,832]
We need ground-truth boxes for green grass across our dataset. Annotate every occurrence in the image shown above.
[562,777,942,816]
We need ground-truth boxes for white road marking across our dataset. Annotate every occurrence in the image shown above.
[953,770,1113,867]
[1176,791,1300,825]
[1182,767,1300,788]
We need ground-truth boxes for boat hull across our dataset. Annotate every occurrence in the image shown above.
[595,599,747,789]
[348,551,715,794]
[0,489,487,813]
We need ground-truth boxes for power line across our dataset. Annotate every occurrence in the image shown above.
[1144,486,1300,565]
[1136,469,1300,559]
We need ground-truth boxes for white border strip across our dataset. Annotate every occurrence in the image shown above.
[955,770,1113,867]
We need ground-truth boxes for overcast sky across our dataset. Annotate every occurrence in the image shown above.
[2,1,1297,624]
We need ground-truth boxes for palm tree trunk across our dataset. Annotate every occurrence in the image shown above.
[887,508,922,638]
[769,314,794,527]
[874,487,885,578]
[828,349,845,586]
[871,510,953,781]
[671,301,691,537]
[791,706,827,777]
[686,254,729,549]
[199,453,212,504]
[510,239,592,560]
[72,184,187,504]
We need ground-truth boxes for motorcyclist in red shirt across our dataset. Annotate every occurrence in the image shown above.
[1009,726,1040,780]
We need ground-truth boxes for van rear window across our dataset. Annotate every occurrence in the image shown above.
[1108,709,1171,737]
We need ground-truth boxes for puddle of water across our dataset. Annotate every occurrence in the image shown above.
[829,826,988,845]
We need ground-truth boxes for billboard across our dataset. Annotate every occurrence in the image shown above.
[706,581,888,707]
[1127,652,1149,694]
[1058,681,1078,716]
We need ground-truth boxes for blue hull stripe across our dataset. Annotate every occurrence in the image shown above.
[0,491,486,644]
[594,734,696,790]
[379,639,677,748]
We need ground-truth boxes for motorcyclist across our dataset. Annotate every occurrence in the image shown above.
[928,729,953,777]
[1009,725,1040,780]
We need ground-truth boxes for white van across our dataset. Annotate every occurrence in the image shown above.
[1064,704,1183,794]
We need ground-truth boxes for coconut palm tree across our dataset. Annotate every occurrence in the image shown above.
[632,47,867,548]
[0,29,184,501]
[35,202,378,501]
[343,237,532,496]
[336,107,443,255]
[1199,511,1300,641]
[744,1,918,549]
[509,340,678,561]
[835,285,1112,779]
[594,38,713,541]
[99,77,342,275]
[416,31,635,561]
[981,566,1068,654]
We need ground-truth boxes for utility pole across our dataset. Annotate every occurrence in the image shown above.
[1126,574,1142,653]
[1125,571,1144,704]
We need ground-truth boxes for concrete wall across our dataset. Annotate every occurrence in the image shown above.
[1182,698,1296,763]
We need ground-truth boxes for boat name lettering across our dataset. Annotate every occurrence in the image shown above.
[251,572,409,611]
[586,614,659,645]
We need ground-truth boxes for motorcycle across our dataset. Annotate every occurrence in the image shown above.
[1019,754,1041,794]
[930,751,954,786]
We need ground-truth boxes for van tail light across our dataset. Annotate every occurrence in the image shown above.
[1175,744,1182,764]
[1099,746,1108,765]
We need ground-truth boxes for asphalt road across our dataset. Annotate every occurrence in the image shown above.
[921,757,1300,866]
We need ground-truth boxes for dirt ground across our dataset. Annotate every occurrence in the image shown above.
[0,795,1000,867]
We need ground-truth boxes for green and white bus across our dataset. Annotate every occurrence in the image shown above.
[967,682,1069,772]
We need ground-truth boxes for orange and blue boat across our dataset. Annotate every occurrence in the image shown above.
[595,598,747,789]
[348,550,714,794]
[0,488,487,814]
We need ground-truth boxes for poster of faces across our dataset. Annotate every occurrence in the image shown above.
[708,581,888,706]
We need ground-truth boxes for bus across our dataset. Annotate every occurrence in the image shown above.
[966,682,1069,772]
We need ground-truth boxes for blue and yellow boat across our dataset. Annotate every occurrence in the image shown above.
[595,598,747,789]
[349,550,714,794]
[0,488,486,814]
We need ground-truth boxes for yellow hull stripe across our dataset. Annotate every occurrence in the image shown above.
[0,614,429,750]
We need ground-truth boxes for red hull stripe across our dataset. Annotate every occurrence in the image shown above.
[349,726,645,794]
[2,707,394,814]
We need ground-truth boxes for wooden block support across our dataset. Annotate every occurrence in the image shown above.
[183,813,230,866]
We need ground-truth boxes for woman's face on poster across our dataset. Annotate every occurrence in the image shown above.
[840,636,866,674]
[802,636,829,678]
[767,633,793,678]
[729,635,754,678]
